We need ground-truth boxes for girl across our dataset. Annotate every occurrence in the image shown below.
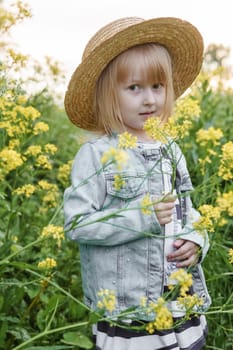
[64,17,211,350]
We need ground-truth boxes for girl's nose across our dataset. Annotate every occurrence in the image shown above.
[143,88,156,105]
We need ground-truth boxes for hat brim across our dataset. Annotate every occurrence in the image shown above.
[65,17,203,131]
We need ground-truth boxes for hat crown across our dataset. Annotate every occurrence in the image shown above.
[82,17,144,60]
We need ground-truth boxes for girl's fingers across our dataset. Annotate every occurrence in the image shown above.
[167,241,199,267]
[156,209,174,218]
[153,199,176,225]
[162,193,177,202]
[154,201,175,214]
[157,216,173,225]
[176,255,198,267]
[173,239,185,248]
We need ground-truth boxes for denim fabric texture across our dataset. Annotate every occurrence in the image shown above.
[64,134,211,319]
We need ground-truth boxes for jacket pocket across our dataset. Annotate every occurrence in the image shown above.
[105,172,147,199]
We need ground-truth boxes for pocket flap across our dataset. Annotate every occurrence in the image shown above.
[106,172,147,199]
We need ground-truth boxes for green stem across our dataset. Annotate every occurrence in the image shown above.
[203,309,233,315]
[11,321,89,350]
[48,201,64,225]
[0,237,43,265]
[26,269,90,312]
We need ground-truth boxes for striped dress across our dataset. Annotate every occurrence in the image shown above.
[93,314,208,350]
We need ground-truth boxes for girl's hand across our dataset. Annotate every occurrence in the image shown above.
[153,194,176,225]
[167,239,200,267]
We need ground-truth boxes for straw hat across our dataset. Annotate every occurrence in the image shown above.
[65,17,203,131]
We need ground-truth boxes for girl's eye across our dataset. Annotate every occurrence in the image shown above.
[153,83,163,89]
[128,84,140,91]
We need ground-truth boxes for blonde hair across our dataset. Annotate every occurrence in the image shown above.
[93,43,174,135]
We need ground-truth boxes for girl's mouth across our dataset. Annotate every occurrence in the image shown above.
[139,112,156,119]
[139,111,156,116]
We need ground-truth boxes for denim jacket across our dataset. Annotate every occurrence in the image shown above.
[64,134,211,319]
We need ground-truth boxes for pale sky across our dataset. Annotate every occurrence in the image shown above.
[8,0,233,88]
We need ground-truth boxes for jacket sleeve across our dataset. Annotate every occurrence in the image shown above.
[173,142,210,261]
[64,142,161,246]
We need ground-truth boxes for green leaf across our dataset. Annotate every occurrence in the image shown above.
[9,261,38,270]
[96,213,125,222]
[0,321,7,348]
[88,310,104,324]
[0,315,19,323]
[10,243,23,253]
[0,295,4,311]
[0,241,11,259]
[8,327,31,341]
[62,331,93,349]
[25,347,73,350]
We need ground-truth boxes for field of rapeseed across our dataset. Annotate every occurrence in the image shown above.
[0,2,233,349]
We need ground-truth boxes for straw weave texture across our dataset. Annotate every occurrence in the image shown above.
[65,17,203,131]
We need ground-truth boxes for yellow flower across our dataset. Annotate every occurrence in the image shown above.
[196,127,223,146]
[221,141,233,161]
[57,161,73,187]
[194,205,221,233]
[25,145,42,157]
[169,97,201,139]
[218,141,233,180]
[38,257,57,269]
[33,122,49,135]
[153,307,173,331]
[97,289,116,313]
[141,193,153,215]
[38,180,57,191]
[13,184,36,198]
[169,269,193,297]
[113,174,125,191]
[45,56,63,76]
[44,143,58,154]
[144,117,169,143]
[40,276,51,288]
[144,98,200,142]
[14,105,41,120]
[35,155,52,170]
[146,297,173,332]
[41,191,59,208]
[118,132,137,149]
[0,121,10,130]
[0,121,16,137]
[37,181,59,208]
[16,0,32,19]
[7,49,29,67]
[11,236,18,243]
[101,147,129,170]
[5,124,25,137]
[218,166,233,181]
[177,293,204,310]
[8,139,20,150]
[174,97,201,122]
[229,249,233,264]
[0,148,23,175]
[17,95,28,105]
[40,225,64,247]
[216,191,233,216]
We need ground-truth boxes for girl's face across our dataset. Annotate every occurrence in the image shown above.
[94,44,173,135]
[117,65,166,141]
